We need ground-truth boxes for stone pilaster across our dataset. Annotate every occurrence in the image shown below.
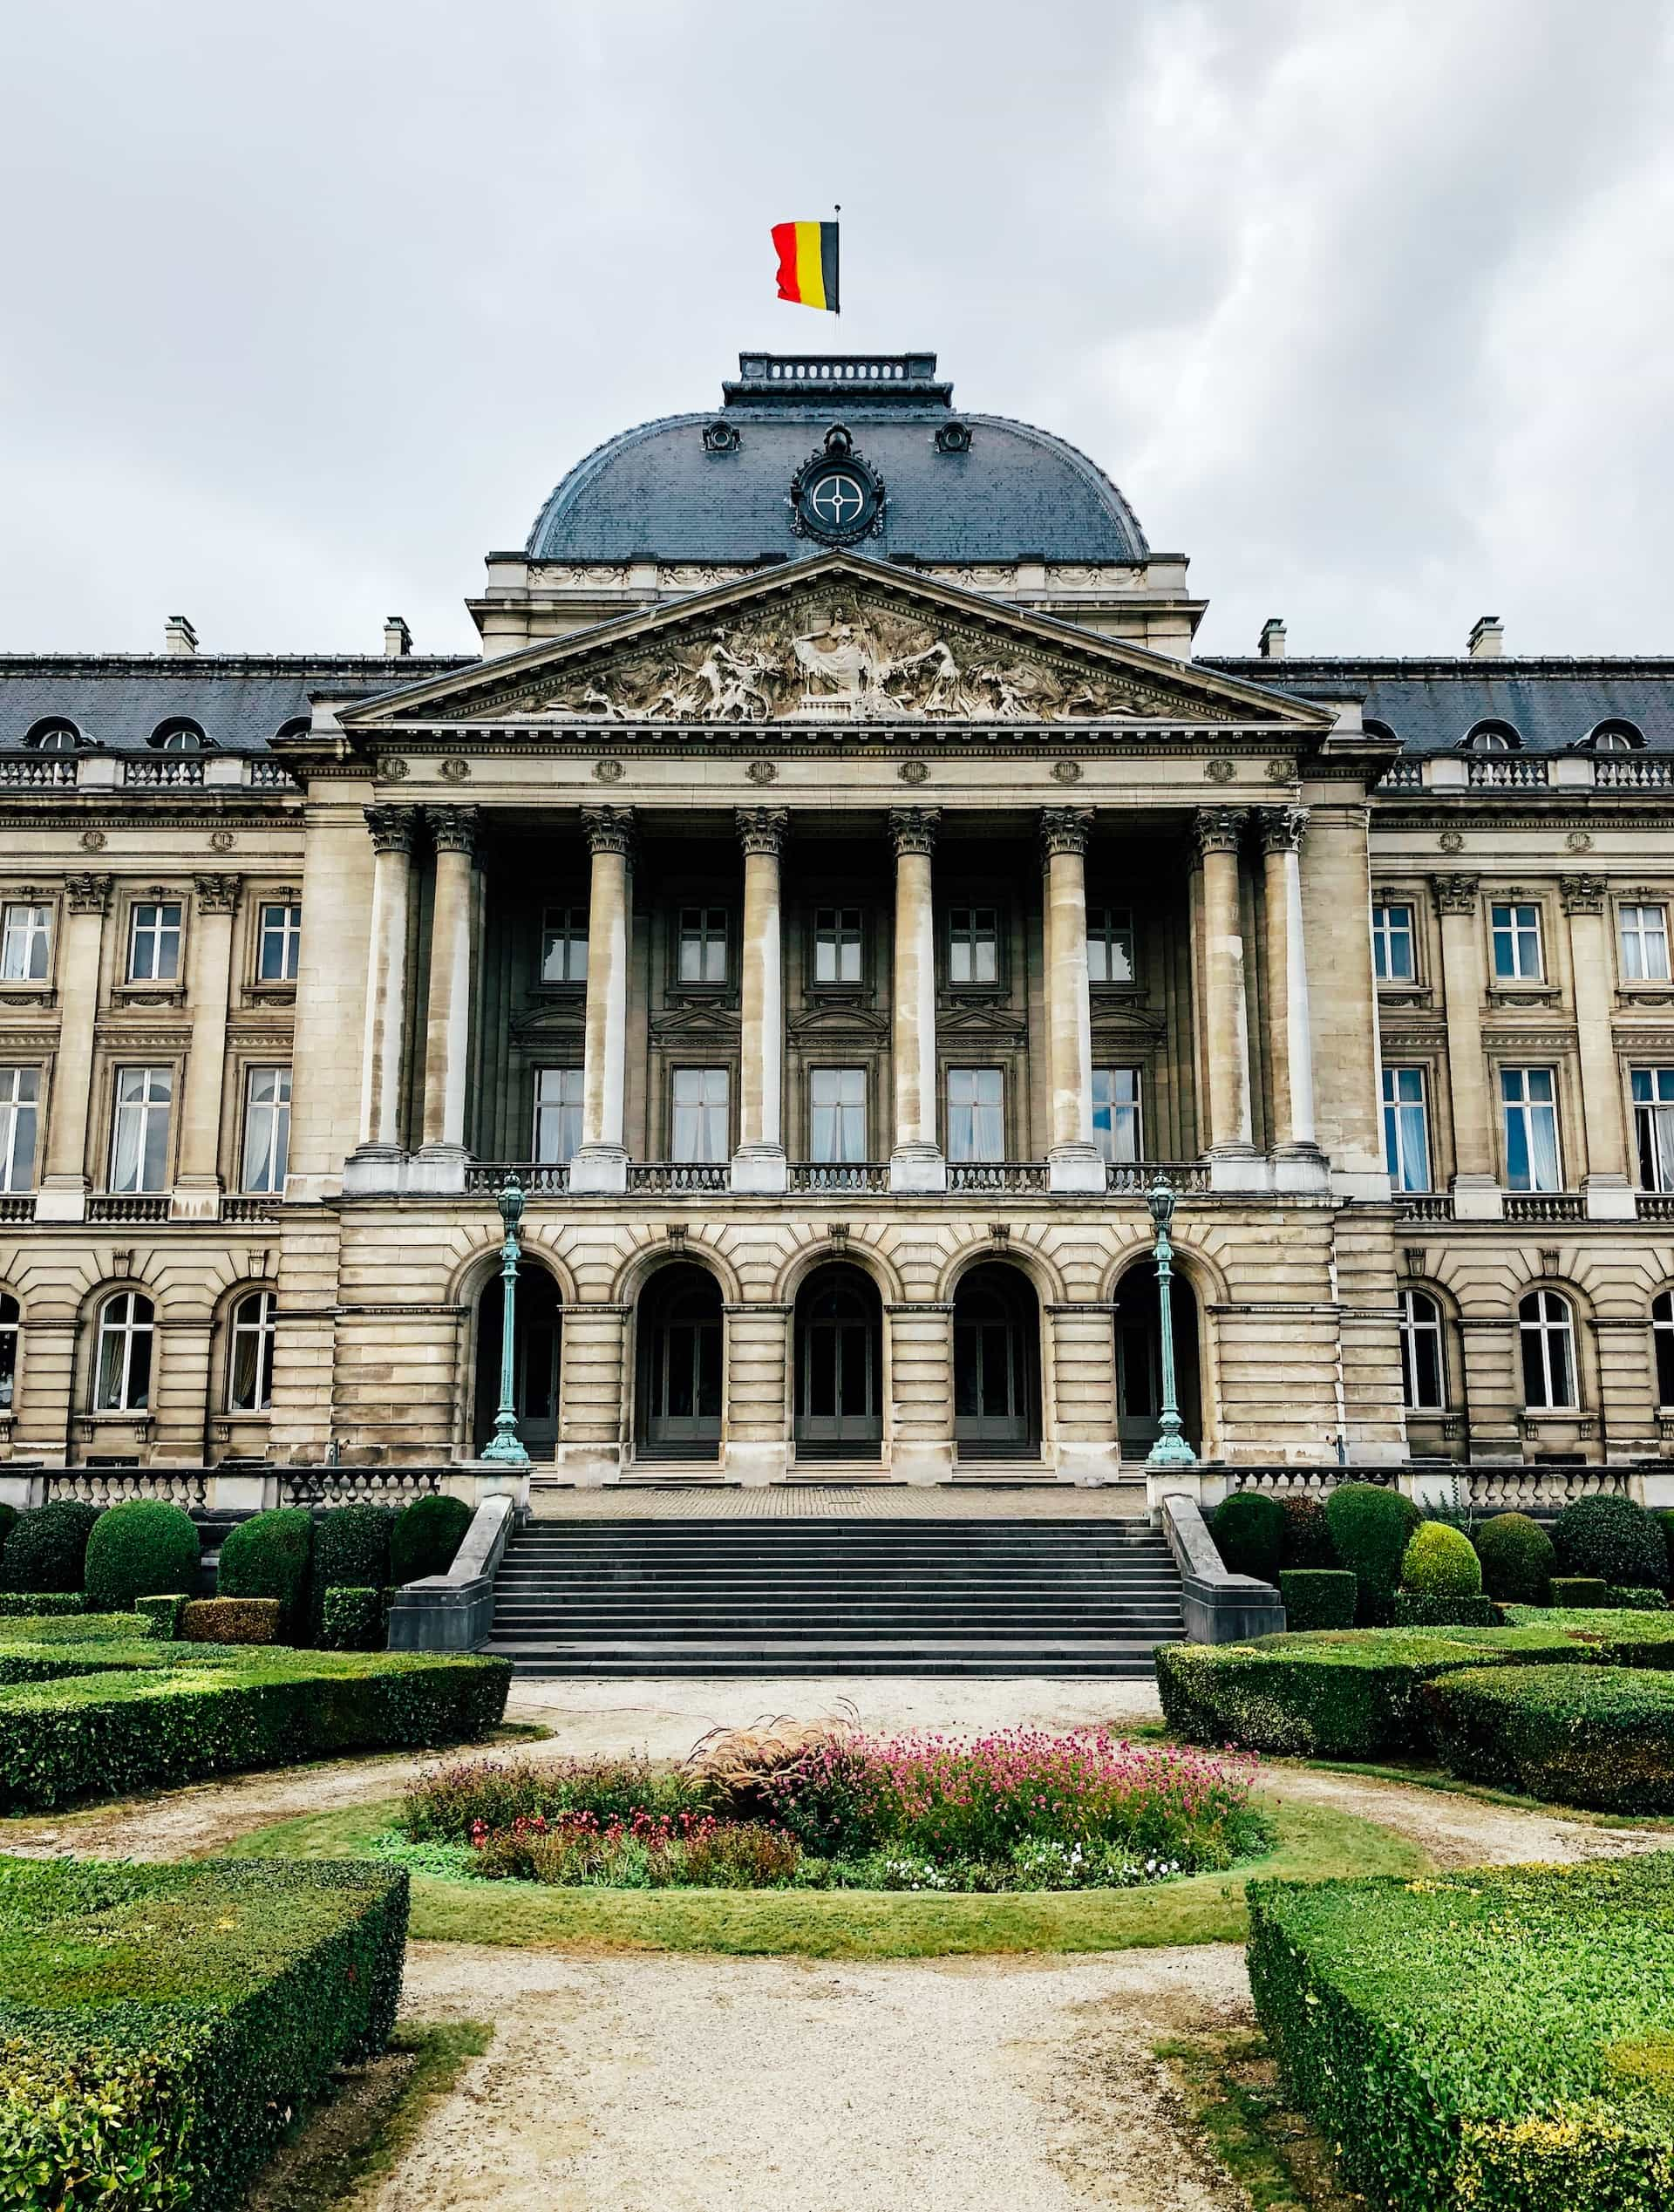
[555,1302,629,1483]
[1192,807,1258,1184]
[1432,874,1500,1215]
[352,806,419,1170]
[721,1300,791,1482]
[37,873,112,1222]
[1040,807,1102,1194]
[888,807,944,1193]
[173,874,242,1217]
[1298,801,1386,1196]
[1046,1302,1119,1481]
[1562,874,1634,1216]
[733,807,789,1193]
[1257,807,1326,1193]
[417,807,480,1182]
[885,1300,954,1481]
[569,807,635,1194]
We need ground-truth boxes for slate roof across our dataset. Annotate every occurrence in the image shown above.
[1206,659,1674,755]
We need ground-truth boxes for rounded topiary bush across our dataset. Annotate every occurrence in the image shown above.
[390,1494,473,1585]
[1279,1494,1338,1569]
[311,1504,395,1622]
[1324,1482,1422,1625]
[1,1499,100,1592]
[1211,1491,1286,1582]
[1474,1512,1557,1603]
[1553,1494,1669,1590]
[83,1500,200,1611]
[1401,1521,1483,1598]
[217,1506,314,1630]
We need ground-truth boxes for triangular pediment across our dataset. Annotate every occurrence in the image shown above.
[337,554,1330,735]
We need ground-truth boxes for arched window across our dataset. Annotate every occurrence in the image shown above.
[1653,1291,1674,1408]
[1584,720,1643,753]
[1363,717,1398,745]
[1464,720,1520,752]
[24,718,85,753]
[274,717,310,744]
[95,1290,154,1412]
[1398,1289,1446,1411]
[1519,1289,1576,1410]
[0,1294,19,1411]
[149,719,211,753]
[228,1290,277,1412]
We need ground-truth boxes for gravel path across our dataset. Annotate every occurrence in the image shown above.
[1259,1761,1672,1868]
[378,1943,1253,2212]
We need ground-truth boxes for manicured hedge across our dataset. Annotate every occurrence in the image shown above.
[1473,1510,1555,1603]
[1500,1604,1674,1662]
[181,1597,282,1644]
[0,1647,511,1810]
[136,1592,185,1638]
[1325,1484,1420,1625]
[0,1854,409,2212]
[1426,1663,1674,1812]
[1211,1492,1286,1581]
[1610,1586,1671,1611]
[319,1585,382,1651]
[1248,1855,1674,2210]
[1553,1493,1670,1590]
[0,1502,13,1554]
[1550,1576,1611,1609]
[0,1500,99,1592]
[390,1494,473,1584]
[1278,1569,1356,1631]
[83,1499,201,1612]
[216,1506,314,1630]
[311,1505,394,1627]
[1392,1592,1500,1628]
[0,1591,83,1618]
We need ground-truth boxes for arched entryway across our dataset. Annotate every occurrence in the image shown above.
[793,1263,883,1461]
[473,1261,562,1460]
[636,1263,724,1461]
[953,1263,1042,1460]
[1113,1258,1202,1460]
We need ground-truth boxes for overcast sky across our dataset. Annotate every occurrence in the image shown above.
[3,0,1671,662]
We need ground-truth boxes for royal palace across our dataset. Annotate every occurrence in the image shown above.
[1,350,1671,1493]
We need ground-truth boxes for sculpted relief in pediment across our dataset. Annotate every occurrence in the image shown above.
[500,597,1214,727]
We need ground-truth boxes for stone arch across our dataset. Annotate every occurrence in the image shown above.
[791,1258,888,1464]
[610,1235,744,1310]
[936,1235,1067,1308]
[446,1234,580,1311]
[631,1257,727,1464]
[950,1256,1045,1460]
[772,1235,905,1308]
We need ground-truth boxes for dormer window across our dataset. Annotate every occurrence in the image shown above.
[1583,719,1643,753]
[24,719,86,753]
[149,718,212,752]
[274,717,310,743]
[1463,720,1520,752]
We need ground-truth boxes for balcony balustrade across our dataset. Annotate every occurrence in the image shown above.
[86,1194,171,1223]
[124,758,205,787]
[465,1161,570,1197]
[1503,1192,1586,1222]
[628,1162,731,1194]
[788,1161,889,1192]
[1393,1194,1456,1222]
[0,758,77,786]
[947,1160,1049,1192]
[1106,1160,1212,1194]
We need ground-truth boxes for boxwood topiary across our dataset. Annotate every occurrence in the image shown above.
[1393,1591,1501,1628]
[0,1503,14,1557]
[311,1505,395,1624]
[1607,1585,1671,1611]
[1211,1491,1287,1582]
[1,1499,100,1593]
[319,1586,382,1651]
[1278,1494,1337,1569]
[217,1506,313,1631]
[1277,1568,1357,1631]
[1402,1521,1483,1598]
[389,1494,473,1585]
[83,1500,201,1612]
[1473,1511,1556,1603]
[181,1597,282,1644]
[1548,1576,1610,1609]
[1324,1483,1421,1625]
[1553,1493,1669,1590]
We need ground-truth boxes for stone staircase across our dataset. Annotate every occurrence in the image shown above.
[484,1515,1185,1677]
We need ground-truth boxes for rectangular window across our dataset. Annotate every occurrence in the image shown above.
[1490,902,1542,981]
[0,1067,39,1193]
[1091,1067,1141,1164]
[1621,903,1671,983]
[1086,908,1135,985]
[241,1066,290,1194]
[109,1065,173,1192]
[1632,1067,1674,1191]
[0,903,51,983]
[1382,1066,1432,1192]
[948,908,999,986]
[946,1066,1004,1161]
[256,902,302,983]
[1501,1065,1562,1191]
[1371,902,1415,982]
[541,908,589,985]
[809,1067,867,1163]
[813,908,863,986]
[533,1067,584,1164]
[127,901,182,983]
[677,909,728,986]
[671,1066,730,1161]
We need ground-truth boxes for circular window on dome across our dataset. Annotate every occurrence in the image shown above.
[791,426,885,546]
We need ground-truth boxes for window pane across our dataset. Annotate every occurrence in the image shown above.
[534,1067,584,1163]
[1092,1068,1140,1164]
[671,1067,728,1160]
[541,909,588,984]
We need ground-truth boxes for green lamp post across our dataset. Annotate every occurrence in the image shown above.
[480,1176,530,1467]
[1145,1176,1198,1470]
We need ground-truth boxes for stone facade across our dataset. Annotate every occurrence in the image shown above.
[0,352,1670,1486]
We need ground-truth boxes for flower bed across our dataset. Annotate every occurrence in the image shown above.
[1248,1855,1674,2209]
[388,1727,1267,1893]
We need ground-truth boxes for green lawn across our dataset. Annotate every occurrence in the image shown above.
[219,1793,1423,1959]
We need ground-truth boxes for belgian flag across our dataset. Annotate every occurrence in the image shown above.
[772,221,840,314]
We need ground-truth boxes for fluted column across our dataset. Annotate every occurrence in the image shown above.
[37,873,111,1222]
[1193,807,1256,1169]
[1041,807,1102,1193]
[1432,874,1499,1215]
[1563,875,1634,1217]
[418,807,480,1159]
[888,807,945,1193]
[568,806,634,1194]
[732,807,789,1192]
[355,806,419,1158]
[1257,807,1325,1191]
[174,874,241,1215]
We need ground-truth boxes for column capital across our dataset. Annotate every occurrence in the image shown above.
[582,804,636,860]
[735,805,790,858]
[1038,805,1092,861]
[64,871,112,915]
[1256,804,1309,855]
[192,872,242,914]
[1432,872,1480,915]
[888,805,941,859]
[364,803,420,854]
[1192,804,1248,860]
[1560,873,1607,915]
[425,804,481,858]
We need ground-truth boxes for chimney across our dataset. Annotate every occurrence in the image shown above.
[1467,615,1503,660]
[164,615,198,658]
[384,615,412,659]
[1258,617,1286,661]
